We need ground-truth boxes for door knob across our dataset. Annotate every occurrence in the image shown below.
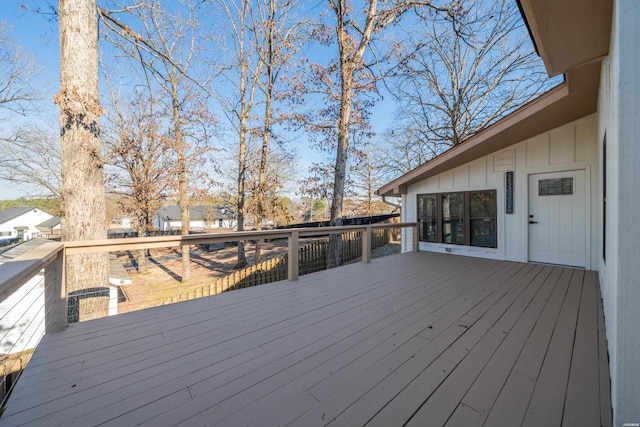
[529,221,538,224]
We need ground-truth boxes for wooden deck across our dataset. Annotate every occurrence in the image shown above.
[0,252,611,426]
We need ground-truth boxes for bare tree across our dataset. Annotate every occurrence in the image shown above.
[0,22,48,186]
[389,0,551,165]
[245,145,295,225]
[55,0,109,322]
[99,0,213,280]
[103,88,173,272]
[349,139,386,216]
[252,0,304,262]
[0,122,61,198]
[318,0,449,267]
[0,23,41,115]
[214,0,265,269]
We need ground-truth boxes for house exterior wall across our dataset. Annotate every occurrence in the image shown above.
[157,218,235,231]
[597,1,640,424]
[0,209,54,240]
[401,114,599,268]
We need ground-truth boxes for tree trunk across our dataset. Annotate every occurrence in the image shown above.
[57,0,109,322]
[367,150,373,216]
[255,0,276,265]
[328,59,354,268]
[172,90,191,281]
[137,223,146,273]
[235,13,251,270]
[235,115,248,269]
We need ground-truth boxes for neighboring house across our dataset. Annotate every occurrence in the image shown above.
[378,0,638,424]
[0,207,54,241]
[155,205,236,231]
[109,216,136,230]
[35,216,61,238]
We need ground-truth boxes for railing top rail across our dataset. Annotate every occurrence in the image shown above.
[0,241,64,305]
[65,222,418,255]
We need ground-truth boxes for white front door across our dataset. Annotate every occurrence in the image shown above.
[528,170,586,267]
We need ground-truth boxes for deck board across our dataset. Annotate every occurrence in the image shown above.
[521,269,584,427]
[597,284,613,427]
[454,266,560,421]
[0,252,611,427]
[483,267,575,426]
[563,271,600,426]
[402,264,550,427]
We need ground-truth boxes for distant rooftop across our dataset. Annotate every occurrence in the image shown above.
[36,216,60,231]
[0,207,37,225]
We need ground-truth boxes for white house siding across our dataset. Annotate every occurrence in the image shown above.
[597,1,640,425]
[402,114,599,268]
[157,218,235,231]
[0,209,53,240]
[165,219,206,230]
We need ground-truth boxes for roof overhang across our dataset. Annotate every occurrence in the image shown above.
[378,63,601,197]
[518,0,612,77]
[377,0,611,198]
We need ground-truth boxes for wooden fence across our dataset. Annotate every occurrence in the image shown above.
[162,255,288,304]
[161,227,397,305]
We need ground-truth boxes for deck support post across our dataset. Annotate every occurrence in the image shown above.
[362,226,372,263]
[45,247,67,333]
[412,224,419,252]
[288,231,299,281]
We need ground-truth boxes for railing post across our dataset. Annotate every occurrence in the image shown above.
[412,224,419,252]
[288,230,299,281]
[45,247,66,333]
[362,226,372,264]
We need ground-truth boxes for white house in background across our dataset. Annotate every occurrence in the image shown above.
[155,205,236,231]
[35,216,61,238]
[0,208,54,241]
[378,0,639,424]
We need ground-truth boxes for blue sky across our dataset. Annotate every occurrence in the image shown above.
[0,1,551,202]
[0,1,400,200]
[0,4,59,199]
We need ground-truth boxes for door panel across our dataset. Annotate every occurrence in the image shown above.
[528,170,586,267]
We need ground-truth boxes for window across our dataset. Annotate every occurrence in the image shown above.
[442,193,465,244]
[417,194,437,242]
[417,190,497,248]
[470,191,496,247]
[538,177,573,196]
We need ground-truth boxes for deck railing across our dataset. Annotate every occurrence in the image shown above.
[0,222,416,410]
[0,223,418,334]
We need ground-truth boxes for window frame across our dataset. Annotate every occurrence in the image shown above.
[417,190,497,249]
[417,193,438,243]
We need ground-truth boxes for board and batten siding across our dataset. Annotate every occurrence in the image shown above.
[401,113,598,269]
[596,2,640,425]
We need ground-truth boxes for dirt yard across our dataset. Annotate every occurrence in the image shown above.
[114,238,401,313]
[115,239,290,313]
